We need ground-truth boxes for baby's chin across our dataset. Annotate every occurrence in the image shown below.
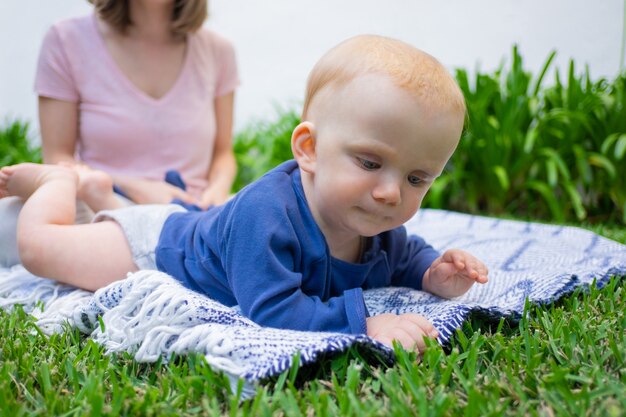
[357,223,401,238]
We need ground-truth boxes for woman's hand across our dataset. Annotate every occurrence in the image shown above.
[114,176,199,205]
[198,185,230,209]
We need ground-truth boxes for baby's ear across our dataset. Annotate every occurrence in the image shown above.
[291,121,317,173]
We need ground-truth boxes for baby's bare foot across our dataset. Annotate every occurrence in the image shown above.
[73,165,116,211]
[0,168,12,198]
[0,179,9,199]
[0,163,78,201]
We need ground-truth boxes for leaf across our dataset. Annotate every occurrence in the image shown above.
[493,165,510,191]
[532,50,557,97]
[573,145,593,184]
[487,116,500,130]
[588,153,617,180]
[564,182,587,220]
[539,147,571,181]
[526,180,564,222]
[614,134,626,160]
[546,159,558,187]
[523,126,538,153]
[601,133,620,155]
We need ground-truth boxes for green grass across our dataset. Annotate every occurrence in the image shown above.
[1,223,623,416]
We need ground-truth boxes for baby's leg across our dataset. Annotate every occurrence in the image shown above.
[0,163,137,291]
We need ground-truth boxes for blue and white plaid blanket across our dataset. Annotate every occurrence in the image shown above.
[1,209,625,395]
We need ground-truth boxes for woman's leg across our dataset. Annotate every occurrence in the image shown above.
[0,163,137,291]
[0,197,22,267]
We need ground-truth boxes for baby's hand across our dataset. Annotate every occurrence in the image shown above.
[422,249,489,299]
[366,313,439,353]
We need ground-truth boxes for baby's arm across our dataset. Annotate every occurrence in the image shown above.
[422,249,489,299]
[366,313,438,352]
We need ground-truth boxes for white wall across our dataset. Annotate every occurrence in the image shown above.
[0,0,623,137]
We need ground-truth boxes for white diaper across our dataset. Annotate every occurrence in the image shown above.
[93,204,186,270]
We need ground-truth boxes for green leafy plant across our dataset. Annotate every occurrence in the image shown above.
[230,52,626,224]
[5,51,622,224]
[0,119,41,165]
[426,47,626,224]
[232,109,299,192]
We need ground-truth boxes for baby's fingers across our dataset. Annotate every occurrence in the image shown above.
[443,249,467,270]
[464,258,489,284]
[402,314,439,339]
[392,327,431,353]
[444,250,489,284]
[397,327,426,352]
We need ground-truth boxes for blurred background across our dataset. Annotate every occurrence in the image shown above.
[1,0,625,223]
[1,0,623,131]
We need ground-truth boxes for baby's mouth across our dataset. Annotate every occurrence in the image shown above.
[357,206,392,221]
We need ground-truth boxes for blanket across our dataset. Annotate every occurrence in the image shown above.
[1,209,625,396]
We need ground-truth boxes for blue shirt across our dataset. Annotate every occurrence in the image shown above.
[156,160,440,334]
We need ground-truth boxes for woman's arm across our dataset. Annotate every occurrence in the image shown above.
[112,175,199,205]
[40,96,197,205]
[199,92,237,208]
[39,96,79,164]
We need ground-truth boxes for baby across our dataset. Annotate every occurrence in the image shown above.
[0,34,488,352]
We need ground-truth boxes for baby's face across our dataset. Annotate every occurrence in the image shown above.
[304,73,464,242]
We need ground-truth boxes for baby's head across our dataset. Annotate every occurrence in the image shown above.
[301,34,465,123]
[292,35,466,241]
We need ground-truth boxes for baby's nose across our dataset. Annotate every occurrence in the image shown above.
[372,179,401,205]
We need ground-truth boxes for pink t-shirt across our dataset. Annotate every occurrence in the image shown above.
[35,14,239,197]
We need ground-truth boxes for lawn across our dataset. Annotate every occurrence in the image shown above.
[0,221,623,416]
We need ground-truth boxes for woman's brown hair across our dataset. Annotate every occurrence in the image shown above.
[88,0,208,37]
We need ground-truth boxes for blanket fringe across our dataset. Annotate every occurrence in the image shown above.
[0,265,91,334]
[0,265,61,309]
[33,290,93,334]
[89,270,247,378]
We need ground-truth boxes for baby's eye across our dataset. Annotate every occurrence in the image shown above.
[357,157,381,170]
[408,175,424,186]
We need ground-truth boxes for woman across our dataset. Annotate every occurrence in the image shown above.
[0,0,239,266]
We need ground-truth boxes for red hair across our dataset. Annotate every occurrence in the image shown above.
[302,35,465,120]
